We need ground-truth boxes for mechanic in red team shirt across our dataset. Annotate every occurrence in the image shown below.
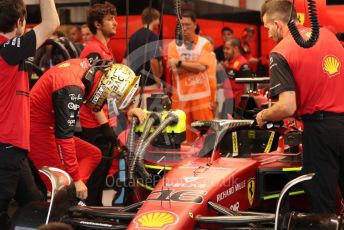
[0,0,59,227]
[222,37,252,118]
[257,1,344,213]
[29,59,144,202]
[78,2,119,206]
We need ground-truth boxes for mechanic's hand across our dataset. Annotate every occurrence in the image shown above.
[75,180,88,200]
[256,109,267,128]
[127,108,146,124]
[100,122,116,140]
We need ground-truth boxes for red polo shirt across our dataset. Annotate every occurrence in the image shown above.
[0,30,36,150]
[224,54,251,107]
[79,36,114,128]
[270,28,344,116]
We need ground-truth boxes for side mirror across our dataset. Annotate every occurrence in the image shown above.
[39,166,77,224]
[274,173,315,230]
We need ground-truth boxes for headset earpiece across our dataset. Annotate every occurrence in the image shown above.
[82,59,112,98]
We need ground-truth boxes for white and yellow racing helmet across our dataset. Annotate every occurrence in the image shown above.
[84,63,140,112]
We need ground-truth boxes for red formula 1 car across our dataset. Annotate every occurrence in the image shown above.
[12,113,344,229]
[122,116,304,229]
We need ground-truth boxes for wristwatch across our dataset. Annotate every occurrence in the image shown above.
[176,60,182,68]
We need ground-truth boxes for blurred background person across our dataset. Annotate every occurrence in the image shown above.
[68,25,82,43]
[222,37,252,118]
[125,7,163,109]
[241,27,259,72]
[68,25,84,52]
[81,24,92,46]
[214,27,234,62]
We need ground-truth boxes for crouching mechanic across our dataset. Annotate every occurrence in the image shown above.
[29,59,143,200]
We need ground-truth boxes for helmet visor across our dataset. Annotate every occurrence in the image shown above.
[107,73,140,116]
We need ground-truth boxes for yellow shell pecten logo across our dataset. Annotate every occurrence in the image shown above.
[323,55,341,76]
[135,211,177,229]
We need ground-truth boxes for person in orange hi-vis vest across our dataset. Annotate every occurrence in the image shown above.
[167,10,216,142]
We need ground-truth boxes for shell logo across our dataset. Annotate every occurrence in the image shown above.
[135,211,178,229]
[323,55,341,76]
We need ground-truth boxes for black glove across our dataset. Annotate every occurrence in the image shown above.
[100,122,117,141]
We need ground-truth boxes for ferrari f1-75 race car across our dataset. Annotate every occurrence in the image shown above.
[12,109,344,229]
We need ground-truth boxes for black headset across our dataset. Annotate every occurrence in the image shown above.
[82,59,112,98]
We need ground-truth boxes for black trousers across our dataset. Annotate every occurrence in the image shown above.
[302,112,344,213]
[82,127,116,206]
[0,144,43,228]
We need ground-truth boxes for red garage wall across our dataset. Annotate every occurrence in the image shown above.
[325,6,344,33]
[108,15,259,64]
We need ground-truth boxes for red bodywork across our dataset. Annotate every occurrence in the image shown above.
[129,157,258,229]
[125,127,304,229]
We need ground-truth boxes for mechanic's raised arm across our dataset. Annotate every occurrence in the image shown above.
[32,0,60,49]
